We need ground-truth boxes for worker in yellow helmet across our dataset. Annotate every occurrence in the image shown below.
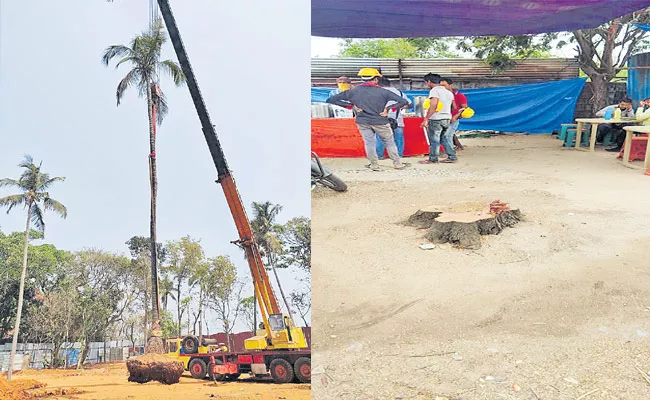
[326,68,410,171]
[420,73,458,164]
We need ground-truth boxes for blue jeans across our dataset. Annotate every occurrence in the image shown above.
[376,127,404,158]
[447,119,460,138]
[427,119,456,161]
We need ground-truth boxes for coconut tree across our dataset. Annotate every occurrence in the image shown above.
[251,201,293,317]
[0,156,67,380]
[102,20,185,330]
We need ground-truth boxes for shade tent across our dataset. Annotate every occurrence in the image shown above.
[312,0,650,38]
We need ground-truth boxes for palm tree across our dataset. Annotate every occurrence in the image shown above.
[0,156,67,380]
[102,20,185,330]
[251,201,293,317]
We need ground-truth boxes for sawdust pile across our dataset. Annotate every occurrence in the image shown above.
[0,376,37,400]
[406,205,522,250]
[126,353,184,385]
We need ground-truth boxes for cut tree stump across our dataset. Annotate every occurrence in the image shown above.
[126,353,184,385]
[405,208,522,250]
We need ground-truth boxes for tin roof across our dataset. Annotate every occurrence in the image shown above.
[311,58,579,82]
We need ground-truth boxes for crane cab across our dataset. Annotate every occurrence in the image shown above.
[244,313,308,350]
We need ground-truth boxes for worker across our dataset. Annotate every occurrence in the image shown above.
[594,98,635,152]
[326,68,410,171]
[420,73,457,164]
[440,77,467,150]
[635,98,650,125]
[376,77,412,158]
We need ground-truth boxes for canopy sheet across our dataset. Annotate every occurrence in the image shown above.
[312,78,586,133]
[628,53,650,103]
[312,0,650,38]
[634,24,650,31]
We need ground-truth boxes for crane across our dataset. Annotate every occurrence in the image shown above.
[154,0,308,354]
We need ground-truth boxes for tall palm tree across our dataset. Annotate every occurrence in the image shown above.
[0,156,67,380]
[102,20,185,330]
[251,201,293,317]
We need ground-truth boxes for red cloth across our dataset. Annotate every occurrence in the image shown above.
[452,91,468,117]
[311,117,441,158]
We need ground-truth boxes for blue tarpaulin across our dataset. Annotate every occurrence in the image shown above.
[634,24,650,31]
[313,0,650,38]
[628,53,650,103]
[313,78,587,133]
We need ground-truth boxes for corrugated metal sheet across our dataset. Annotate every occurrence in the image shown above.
[628,53,650,103]
[312,58,579,81]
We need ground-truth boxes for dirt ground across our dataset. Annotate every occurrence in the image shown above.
[11,362,310,400]
[311,135,650,400]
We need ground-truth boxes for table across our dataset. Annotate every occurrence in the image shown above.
[574,118,640,152]
[622,125,650,171]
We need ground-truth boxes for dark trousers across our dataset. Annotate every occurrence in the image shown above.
[598,123,628,148]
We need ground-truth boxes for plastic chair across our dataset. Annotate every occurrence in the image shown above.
[617,135,648,162]
[559,124,577,141]
[563,127,591,147]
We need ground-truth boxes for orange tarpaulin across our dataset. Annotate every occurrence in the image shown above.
[311,117,442,158]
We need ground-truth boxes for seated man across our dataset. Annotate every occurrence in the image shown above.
[635,98,650,126]
[594,98,635,152]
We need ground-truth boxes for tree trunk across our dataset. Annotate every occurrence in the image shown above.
[589,74,611,115]
[300,314,309,328]
[253,292,257,333]
[77,338,90,370]
[198,287,203,341]
[148,84,161,328]
[7,204,32,380]
[176,284,182,337]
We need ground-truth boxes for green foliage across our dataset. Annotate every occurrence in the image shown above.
[0,231,74,341]
[339,38,458,59]
[251,201,285,268]
[160,311,179,340]
[290,289,311,328]
[0,155,67,233]
[206,256,242,336]
[102,20,186,124]
[457,34,556,72]
[278,217,310,272]
[166,236,205,336]
[339,38,420,58]
[239,296,256,332]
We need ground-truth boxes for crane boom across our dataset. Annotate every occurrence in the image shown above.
[155,0,286,342]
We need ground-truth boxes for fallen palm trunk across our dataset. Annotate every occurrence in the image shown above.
[126,353,184,385]
[406,207,522,250]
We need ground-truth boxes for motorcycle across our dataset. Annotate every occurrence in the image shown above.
[311,152,347,192]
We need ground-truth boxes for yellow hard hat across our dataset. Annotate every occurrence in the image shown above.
[461,107,475,119]
[423,98,444,112]
[358,67,382,80]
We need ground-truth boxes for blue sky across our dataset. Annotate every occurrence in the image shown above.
[0,0,310,331]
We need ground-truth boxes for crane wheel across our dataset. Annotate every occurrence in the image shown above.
[269,358,294,384]
[182,335,199,354]
[293,357,311,383]
[188,358,207,379]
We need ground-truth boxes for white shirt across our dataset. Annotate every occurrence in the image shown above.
[428,85,454,121]
[383,87,410,127]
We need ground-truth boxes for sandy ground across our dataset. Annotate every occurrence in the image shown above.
[311,135,650,400]
[12,362,310,400]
